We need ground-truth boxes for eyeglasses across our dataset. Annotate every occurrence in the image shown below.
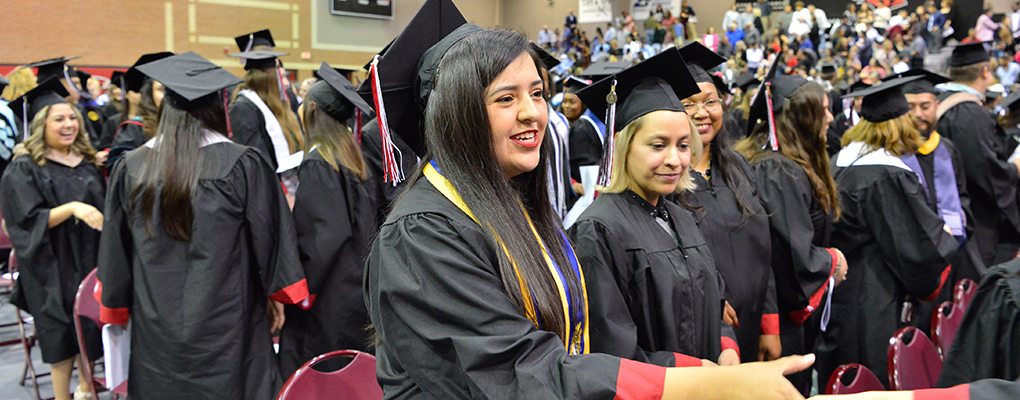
[681,98,723,113]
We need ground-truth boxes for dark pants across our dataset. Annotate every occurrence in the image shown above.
[780,310,823,396]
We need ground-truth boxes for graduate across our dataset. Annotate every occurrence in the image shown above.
[228,30,304,176]
[96,52,309,400]
[24,57,102,148]
[568,47,741,367]
[735,63,847,396]
[532,43,573,217]
[826,80,868,157]
[817,76,958,388]
[363,0,813,398]
[936,42,1020,266]
[98,52,172,167]
[277,62,378,377]
[565,76,606,182]
[676,42,780,363]
[2,78,103,400]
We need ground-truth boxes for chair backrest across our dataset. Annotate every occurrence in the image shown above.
[931,301,964,359]
[277,350,383,400]
[826,363,885,395]
[0,206,11,250]
[8,249,16,272]
[73,267,104,399]
[954,279,977,311]
[888,327,943,391]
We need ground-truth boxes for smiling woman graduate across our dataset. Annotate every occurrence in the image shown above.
[361,1,815,399]
[95,52,308,400]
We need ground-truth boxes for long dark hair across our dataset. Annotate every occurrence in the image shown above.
[136,93,230,240]
[139,78,161,138]
[736,81,840,217]
[404,29,582,343]
[708,114,761,221]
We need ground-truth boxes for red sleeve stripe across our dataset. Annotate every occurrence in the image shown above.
[269,278,310,304]
[674,352,702,367]
[914,384,969,400]
[788,248,838,324]
[760,313,780,335]
[614,358,666,400]
[922,265,952,302]
[95,280,130,325]
[721,336,740,358]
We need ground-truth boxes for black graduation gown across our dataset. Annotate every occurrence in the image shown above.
[98,112,124,150]
[938,257,1020,388]
[278,148,379,378]
[229,95,278,171]
[826,110,855,157]
[937,101,1020,266]
[366,178,672,400]
[569,191,735,365]
[359,118,417,223]
[0,156,104,364]
[568,118,603,181]
[748,154,837,394]
[79,103,105,148]
[681,152,778,363]
[722,112,744,145]
[819,152,958,388]
[97,142,309,400]
[104,118,148,170]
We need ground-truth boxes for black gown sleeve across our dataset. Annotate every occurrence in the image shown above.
[754,159,837,323]
[738,153,780,334]
[292,159,350,298]
[864,172,958,300]
[568,219,691,368]
[367,211,669,399]
[0,159,57,313]
[235,149,307,303]
[97,158,134,324]
[228,99,276,170]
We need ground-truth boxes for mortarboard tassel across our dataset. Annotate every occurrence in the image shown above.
[22,101,29,141]
[355,108,364,146]
[596,78,618,188]
[764,82,779,152]
[223,89,233,138]
[240,33,253,67]
[369,55,404,184]
[62,66,89,100]
[275,60,289,102]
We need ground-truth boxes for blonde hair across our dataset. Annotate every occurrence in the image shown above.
[3,67,38,101]
[841,113,922,157]
[233,68,304,153]
[17,103,98,166]
[601,111,703,194]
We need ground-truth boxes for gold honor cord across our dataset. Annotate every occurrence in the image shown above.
[423,163,589,354]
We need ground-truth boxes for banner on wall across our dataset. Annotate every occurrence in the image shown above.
[579,0,613,23]
[630,0,680,21]
[330,0,394,20]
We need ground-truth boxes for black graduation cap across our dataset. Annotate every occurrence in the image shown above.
[354,0,477,161]
[125,52,175,93]
[561,76,590,94]
[577,61,630,82]
[949,42,990,68]
[27,56,80,82]
[883,69,949,95]
[0,75,9,93]
[333,67,359,79]
[135,51,243,110]
[307,62,374,122]
[575,47,699,132]
[235,29,275,51]
[842,75,923,123]
[9,78,71,138]
[733,73,760,91]
[110,71,126,87]
[678,42,726,83]
[986,90,1002,102]
[362,40,395,71]
[75,69,91,84]
[711,74,731,97]
[530,42,560,70]
[228,50,288,71]
[746,57,809,147]
[1002,90,1020,112]
[820,63,837,75]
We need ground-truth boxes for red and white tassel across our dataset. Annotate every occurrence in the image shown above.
[223,89,233,138]
[764,82,779,152]
[596,78,618,188]
[22,102,29,141]
[276,63,289,102]
[355,108,364,146]
[240,33,253,66]
[369,55,403,184]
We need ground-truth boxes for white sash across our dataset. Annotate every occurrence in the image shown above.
[239,90,291,167]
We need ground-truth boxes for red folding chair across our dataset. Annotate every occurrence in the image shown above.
[5,250,53,400]
[888,327,943,391]
[826,363,886,394]
[953,279,977,311]
[931,301,964,359]
[277,350,383,400]
[73,268,127,399]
